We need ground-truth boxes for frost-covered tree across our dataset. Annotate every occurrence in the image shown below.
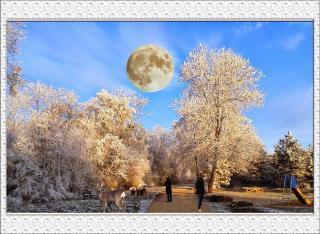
[84,90,134,138]
[248,149,279,186]
[112,88,149,120]
[211,159,234,188]
[273,131,312,188]
[273,131,304,177]
[146,126,179,184]
[7,83,152,203]
[172,118,200,177]
[6,25,151,207]
[94,134,130,188]
[83,89,150,189]
[6,82,92,202]
[147,126,167,172]
[174,45,264,191]
[6,22,25,96]
[8,82,79,170]
[304,144,314,190]
[125,123,150,187]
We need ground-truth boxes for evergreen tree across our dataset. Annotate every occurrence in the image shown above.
[273,131,308,187]
[252,149,279,186]
[304,144,314,190]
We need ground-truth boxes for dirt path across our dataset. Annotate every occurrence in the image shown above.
[146,185,313,213]
[147,185,210,213]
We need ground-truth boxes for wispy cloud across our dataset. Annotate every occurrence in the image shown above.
[20,23,156,100]
[196,32,223,48]
[19,22,313,141]
[249,86,313,153]
[235,22,267,35]
[280,33,305,51]
[267,86,312,132]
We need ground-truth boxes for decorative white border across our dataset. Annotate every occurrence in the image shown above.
[1,1,319,233]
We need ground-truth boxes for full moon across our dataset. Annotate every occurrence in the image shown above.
[126,44,174,92]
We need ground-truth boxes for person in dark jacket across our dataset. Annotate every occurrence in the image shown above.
[195,173,205,212]
[164,177,172,202]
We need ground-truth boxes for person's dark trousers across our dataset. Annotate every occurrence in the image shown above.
[167,193,172,202]
[197,193,204,209]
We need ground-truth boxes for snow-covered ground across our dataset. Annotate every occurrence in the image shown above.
[7,193,158,213]
[138,197,156,213]
[205,201,312,213]
[8,199,103,213]
[205,202,231,213]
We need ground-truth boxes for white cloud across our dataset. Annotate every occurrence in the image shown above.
[235,22,267,35]
[196,32,223,48]
[280,33,305,51]
[20,23,136,99]
[21,22,191,100]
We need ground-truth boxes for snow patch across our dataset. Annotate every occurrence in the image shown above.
[138,199,153,213]
[138,193,158,213]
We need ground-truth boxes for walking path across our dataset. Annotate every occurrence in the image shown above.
[147,185,210,213]
[146,184,313,213]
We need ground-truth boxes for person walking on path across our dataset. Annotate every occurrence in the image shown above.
[195,173,205,212]
[164,177,172,202]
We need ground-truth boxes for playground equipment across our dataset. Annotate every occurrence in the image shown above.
[282,175,312,205]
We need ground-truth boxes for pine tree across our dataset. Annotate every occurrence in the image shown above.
[251,149,279,186]
[304,144,314,190]
[273,131,308,187]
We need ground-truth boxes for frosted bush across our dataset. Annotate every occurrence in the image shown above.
[7,196,22,210]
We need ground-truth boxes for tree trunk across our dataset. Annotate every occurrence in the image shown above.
[195,156,199,178]
[208,145,219,192]
[208,159,218,192]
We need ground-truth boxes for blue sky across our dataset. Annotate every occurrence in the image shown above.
[17,21,313,152]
